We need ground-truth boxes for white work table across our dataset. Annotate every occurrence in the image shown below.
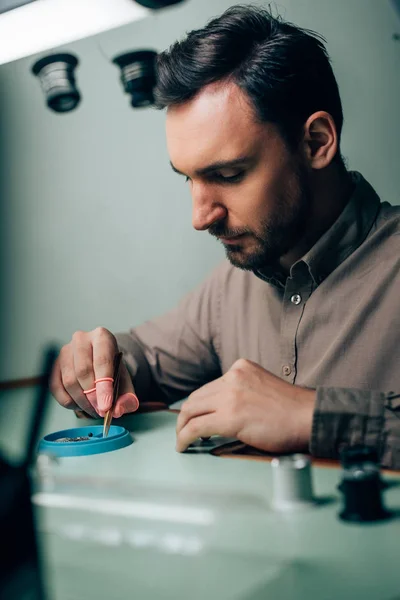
[4,391,400,600]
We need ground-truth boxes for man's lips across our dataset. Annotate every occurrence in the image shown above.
[217,233,247,244]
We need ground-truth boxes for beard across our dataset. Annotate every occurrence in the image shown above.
[208,162,312,271]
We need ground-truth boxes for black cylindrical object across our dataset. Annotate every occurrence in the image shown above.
[32,53,81,113]
[134,0,184,8]
[338,445,390,523]
[113,50,157,108]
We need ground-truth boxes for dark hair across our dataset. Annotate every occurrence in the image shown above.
[155,4,344,158]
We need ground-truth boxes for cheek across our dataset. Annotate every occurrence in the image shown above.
[228,175,278,226]
[256,160,302,215]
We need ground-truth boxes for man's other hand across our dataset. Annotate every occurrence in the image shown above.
[176,359,315,453]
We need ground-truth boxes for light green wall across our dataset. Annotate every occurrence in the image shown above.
[1,0,399,381]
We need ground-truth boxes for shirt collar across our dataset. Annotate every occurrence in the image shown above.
[254,171,381,288]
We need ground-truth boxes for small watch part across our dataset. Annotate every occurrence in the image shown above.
[55,436,91,443]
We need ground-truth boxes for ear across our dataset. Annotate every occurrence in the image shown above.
[302,111,338,169]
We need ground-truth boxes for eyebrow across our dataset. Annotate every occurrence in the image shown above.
[170,156,250,177]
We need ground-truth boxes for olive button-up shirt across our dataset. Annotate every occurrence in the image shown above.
[116,172,400,469]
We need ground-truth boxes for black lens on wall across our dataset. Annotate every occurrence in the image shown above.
[134,0,184,8]
[32,53,81,113]
[113,50,157,108]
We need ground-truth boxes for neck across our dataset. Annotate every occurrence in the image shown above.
[279,165,354,273]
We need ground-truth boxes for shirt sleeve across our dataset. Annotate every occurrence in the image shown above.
[114,265,224,405]
[310,387,400,469]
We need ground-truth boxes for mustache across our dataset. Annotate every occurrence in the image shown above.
[208,222,251,238]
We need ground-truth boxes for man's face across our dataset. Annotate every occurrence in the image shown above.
[166,82,311,271]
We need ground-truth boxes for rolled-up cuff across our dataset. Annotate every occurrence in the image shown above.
[310,387,385,462]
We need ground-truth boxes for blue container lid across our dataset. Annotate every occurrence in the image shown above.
[38,425,133,457]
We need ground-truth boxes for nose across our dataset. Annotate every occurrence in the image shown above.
[191,182,227,231]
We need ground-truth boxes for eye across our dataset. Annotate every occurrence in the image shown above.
[212,171,245,184]
[184,171,245,184]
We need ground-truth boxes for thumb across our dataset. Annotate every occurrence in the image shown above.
[97,361,139,418]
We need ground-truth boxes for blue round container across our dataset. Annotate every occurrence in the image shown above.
[38,425,133,457]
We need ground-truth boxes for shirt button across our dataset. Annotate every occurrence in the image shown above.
[291,293,302,305]
[282,365,292,376]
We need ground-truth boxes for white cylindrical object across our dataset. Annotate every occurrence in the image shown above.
[271,454,314,510]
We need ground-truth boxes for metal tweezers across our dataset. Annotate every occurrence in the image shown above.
[103,351,123,438]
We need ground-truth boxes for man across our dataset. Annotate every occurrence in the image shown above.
[51,5,400,467]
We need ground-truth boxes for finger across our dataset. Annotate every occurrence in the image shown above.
[176,413,219,452]
[176,394,217,435]
[58,347,99,418]
[71,331,96,397]
[94,380,114,415]
[186,376,225,401]
[97,362,139,418]
[50,358,80,411]
[55,362,98,419]
[91,328,118,413]
[83,388,102,417]
[112,363,140,418]
[62,378,99,419]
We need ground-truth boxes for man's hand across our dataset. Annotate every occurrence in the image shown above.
[50,327,139,419]
[176,359,315,453]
